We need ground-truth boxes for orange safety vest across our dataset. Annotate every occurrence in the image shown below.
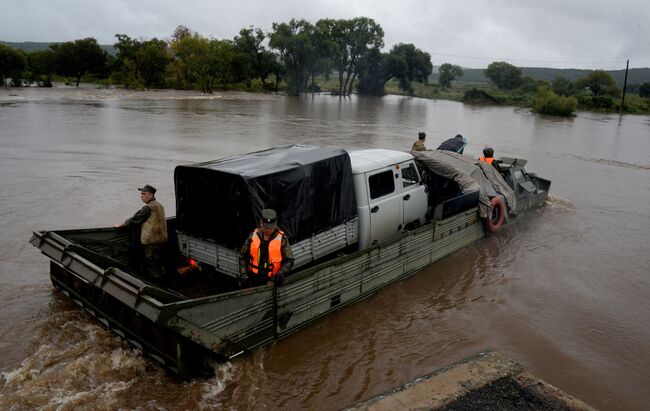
[479,156,494,165]
[248,228,284,278]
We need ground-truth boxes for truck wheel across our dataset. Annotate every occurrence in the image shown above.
[487,197,505,233]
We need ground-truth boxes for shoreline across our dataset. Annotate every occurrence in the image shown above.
[2,82,649,115]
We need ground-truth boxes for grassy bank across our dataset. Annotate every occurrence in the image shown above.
[309,77,650,115]
[49,73,650,115]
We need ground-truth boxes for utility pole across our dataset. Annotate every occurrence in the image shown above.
[620,59,629,112]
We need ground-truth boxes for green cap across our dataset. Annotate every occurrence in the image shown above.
[261,209,277,228]
[138,184,156,194]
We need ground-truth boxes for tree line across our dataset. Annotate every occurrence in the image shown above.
[0,17,437,96]
[2,24,648,114]
[473,61,650,115]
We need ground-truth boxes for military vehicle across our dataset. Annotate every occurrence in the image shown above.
[30,145,550,377]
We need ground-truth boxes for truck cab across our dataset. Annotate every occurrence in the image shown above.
[348,149,428,249]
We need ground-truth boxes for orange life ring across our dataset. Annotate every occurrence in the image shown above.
[487,196,506,233]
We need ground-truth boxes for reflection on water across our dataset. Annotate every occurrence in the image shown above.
[1,86,649,410]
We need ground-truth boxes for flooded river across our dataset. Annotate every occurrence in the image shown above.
[1,86,649,410]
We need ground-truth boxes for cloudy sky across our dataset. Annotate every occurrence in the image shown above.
[2,0,648,69]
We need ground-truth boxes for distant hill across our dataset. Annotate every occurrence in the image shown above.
[1,41,116,56]
[431,66,650,88]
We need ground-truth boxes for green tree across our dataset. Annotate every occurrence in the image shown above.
[551,76,575,96]
[357,43,432,95]
[357,48,405,95]
[173,25,192,42]
[519,75,537,93]
[114,35,170,90]
[135,39,170,90]
[484,61,522,90]
[234,27,277,89]
[50,38,107,86]
[576,70,620,97]
[390,43,432,94]
[176,35,215,93]
[269,19,315,95]
[306,20,338,93]
[172,34,235,93]
[325,17,384,95]
[168,25,194,89]
[639,82,650,98]
[438,63,463,88]
[269,58,285,92]
[211,39,237,89]
[0,44,28,86]
[114,34,142,88]
[28,49,57,86]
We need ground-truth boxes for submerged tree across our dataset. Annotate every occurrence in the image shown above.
[28,49,57,86]
[356,43,432,96]
[389,43,432,94]
[234,27,277,89]
[325,17,384,95]
[269,19,315,95]
[0,44,28,86]
[171,33,238,93]
[113,35,170,90]
[135,39,170,90]
[51,38,107,86]
[356,48,404,95]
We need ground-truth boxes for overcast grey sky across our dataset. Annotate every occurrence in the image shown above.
[2,0,648,69]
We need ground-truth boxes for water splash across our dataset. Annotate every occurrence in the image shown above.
[196,361,237,410]
[0,314,148,410]
[545,194,574,210]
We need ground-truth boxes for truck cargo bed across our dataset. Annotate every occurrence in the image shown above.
[177,217,359,277]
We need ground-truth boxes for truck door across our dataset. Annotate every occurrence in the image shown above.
[400,160,428,228]
[367,167,403,245]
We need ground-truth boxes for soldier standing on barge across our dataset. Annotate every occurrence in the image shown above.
[411,131,427,151]
[239,208,294,287]
[114,184,168,281]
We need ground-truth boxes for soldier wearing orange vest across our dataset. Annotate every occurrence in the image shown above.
[239,208,294,287]
[479,147,501,170]
[479,147,495,164]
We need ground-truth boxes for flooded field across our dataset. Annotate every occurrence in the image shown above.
[1,86,649,410]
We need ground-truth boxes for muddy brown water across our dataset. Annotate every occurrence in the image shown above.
[1,86,649,410]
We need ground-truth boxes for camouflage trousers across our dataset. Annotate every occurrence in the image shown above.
[143,243,166,280]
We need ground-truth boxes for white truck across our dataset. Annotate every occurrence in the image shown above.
[176,147,429,278]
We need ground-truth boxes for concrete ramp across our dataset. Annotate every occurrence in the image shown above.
[348,350,594,411]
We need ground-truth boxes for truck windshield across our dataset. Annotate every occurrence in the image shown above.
[401,163,419,188]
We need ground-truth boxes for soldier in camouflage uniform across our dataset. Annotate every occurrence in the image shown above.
[239,209,294,287]
[115,184,168,280]
[412,131,427,151]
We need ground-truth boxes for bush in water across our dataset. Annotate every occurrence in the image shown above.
[532,87,577,116]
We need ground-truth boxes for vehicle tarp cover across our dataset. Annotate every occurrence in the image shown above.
[174,145,357,249]
[411,150,516,218]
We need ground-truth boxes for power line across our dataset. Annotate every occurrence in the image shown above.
[427,52,625,65]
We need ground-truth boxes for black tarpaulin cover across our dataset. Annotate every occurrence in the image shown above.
[174,145,357,249]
